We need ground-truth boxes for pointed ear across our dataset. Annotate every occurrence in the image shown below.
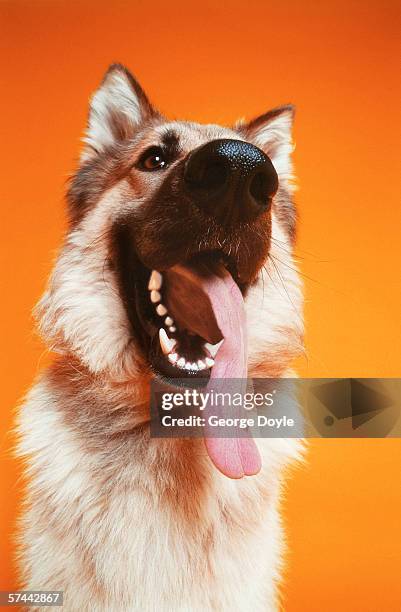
[238,105,295,179]
[82,64,157,158]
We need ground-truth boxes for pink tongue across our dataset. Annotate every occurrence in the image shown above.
[166,264,261,479]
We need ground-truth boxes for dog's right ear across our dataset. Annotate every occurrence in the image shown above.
[82,64,157,159]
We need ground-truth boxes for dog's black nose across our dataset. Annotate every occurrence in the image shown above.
[184,139,278,224]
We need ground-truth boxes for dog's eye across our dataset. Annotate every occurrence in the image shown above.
[139,147,167,171]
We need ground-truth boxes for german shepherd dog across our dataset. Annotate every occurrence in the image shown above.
[17,64,303,611]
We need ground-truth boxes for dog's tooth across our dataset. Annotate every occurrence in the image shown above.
[191,362,199,371]
[165,316,174,326]
[205,357,215,368]
[168,353,178,364]
[159,328,176,355]
[177,357,185,368]
[148,270,162,291]
[204,340,224,357]
[156,304,168,316]
[169,326,177,333]
[150,290,161,304]
[197,360,206,370]
[184,362,192,370]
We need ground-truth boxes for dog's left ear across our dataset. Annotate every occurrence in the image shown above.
[82,63,157,159]
[238,105,294,178]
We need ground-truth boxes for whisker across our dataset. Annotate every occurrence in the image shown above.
[270,253,320,285]
[268,254,304,330]
[270,236,327,262]
[82,228,113,253]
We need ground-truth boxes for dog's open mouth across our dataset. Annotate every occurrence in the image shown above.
[114,222,253,384]
[148,254,239,380]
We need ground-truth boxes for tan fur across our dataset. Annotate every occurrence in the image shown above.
[16,65,304,611]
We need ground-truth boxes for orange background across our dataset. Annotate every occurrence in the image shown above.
[1,1,400,609]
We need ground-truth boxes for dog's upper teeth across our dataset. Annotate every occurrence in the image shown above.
[159,328,176,355]
[177,357,186,368]
[205,357,215,368]
[148,270,162,291]
[156,304,168,316]
[169,326,177,333]
[197,359,206,370]
[165,316,174,326]
[204,340,224,358]
[168,352,178,364]
[150,290,161,304]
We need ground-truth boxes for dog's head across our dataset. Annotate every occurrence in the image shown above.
[37,64,303,381]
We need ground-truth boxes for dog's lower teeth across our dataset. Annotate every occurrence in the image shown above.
[153,294,217,373]
[165,352,212,372]
[159,328,176,355]
[205,340,224,357]
[148,270,162,291]
[150,290,161,304]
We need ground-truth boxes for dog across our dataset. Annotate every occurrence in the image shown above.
[16,64,304,611]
